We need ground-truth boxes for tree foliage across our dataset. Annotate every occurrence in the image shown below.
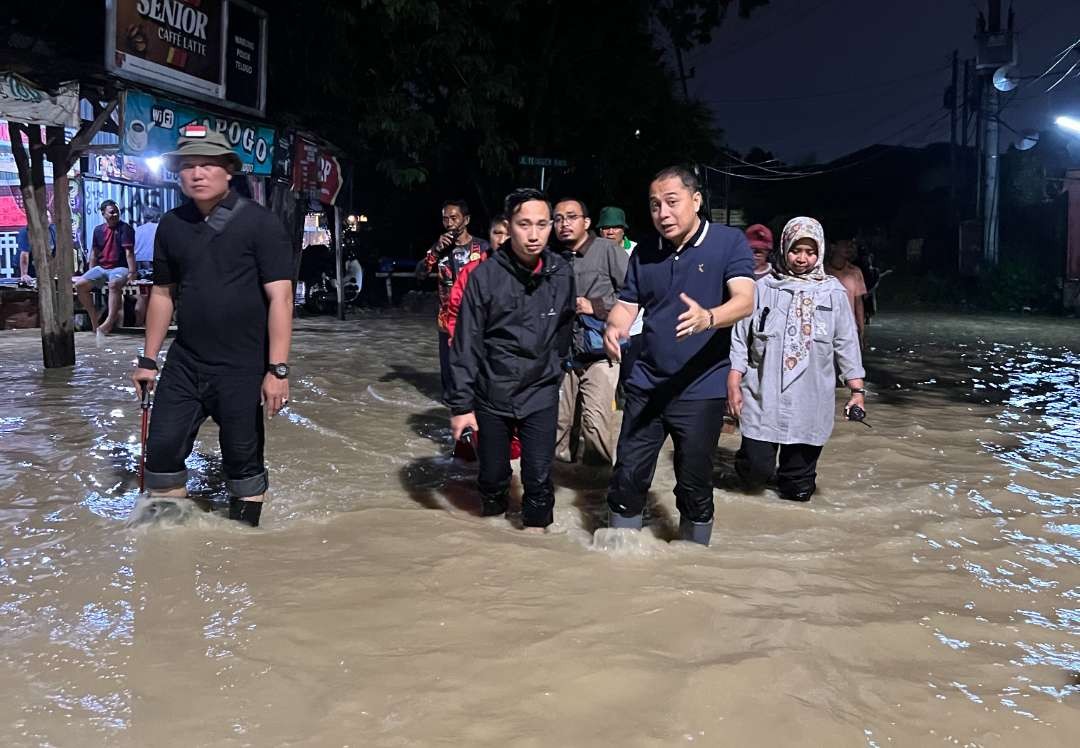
[263,0,766,193]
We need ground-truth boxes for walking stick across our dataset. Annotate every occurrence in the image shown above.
[138,383,152,493]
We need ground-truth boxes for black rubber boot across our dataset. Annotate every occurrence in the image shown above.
[678,517,713,546]
[229,498,263,527]
[479,492,509,517]
[779,490,813,502]
[609,510,644,530]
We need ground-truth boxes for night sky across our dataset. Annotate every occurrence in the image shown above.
[685,0,1080,163]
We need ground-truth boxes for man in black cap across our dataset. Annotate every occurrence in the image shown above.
[130,126,294,527]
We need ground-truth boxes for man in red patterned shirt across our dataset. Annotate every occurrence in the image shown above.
[415,199,489,401]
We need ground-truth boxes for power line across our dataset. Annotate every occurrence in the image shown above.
[703,62,951,104]
[707,109,952,182]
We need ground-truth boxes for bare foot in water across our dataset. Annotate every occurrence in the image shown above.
[522,526,546,535]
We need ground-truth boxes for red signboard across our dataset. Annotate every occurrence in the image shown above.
[291,137,342,205]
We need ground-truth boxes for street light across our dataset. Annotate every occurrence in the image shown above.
[1055,115,1080,135]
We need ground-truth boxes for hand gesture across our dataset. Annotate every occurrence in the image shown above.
[676,293,711,339]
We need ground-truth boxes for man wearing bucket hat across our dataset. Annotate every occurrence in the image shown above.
[596,206,636,254]
[596,206,643,387]
[130,126,295,527]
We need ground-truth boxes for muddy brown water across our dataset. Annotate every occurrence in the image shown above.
[0,312,1077,747]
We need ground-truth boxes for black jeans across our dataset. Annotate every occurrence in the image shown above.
[607,387,727,523]
[735,436,823,500]
[145,353,268,498]
[475,405,558,528]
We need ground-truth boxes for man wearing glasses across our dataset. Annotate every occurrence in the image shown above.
[553,198,629,465]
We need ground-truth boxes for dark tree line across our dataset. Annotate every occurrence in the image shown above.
[260,0,767,250]
[5,1,768,254]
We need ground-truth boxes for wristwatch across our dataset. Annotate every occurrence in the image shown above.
[849,387,867,394]
[268,363,290,379]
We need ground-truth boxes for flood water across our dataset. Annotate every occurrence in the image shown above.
[0,312,1077,747]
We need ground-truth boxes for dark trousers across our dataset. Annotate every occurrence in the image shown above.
[438,331,452,403]
[607,387,726,523]
[145,354,268,498]
[475,406,558,528]
[735,436,823,500]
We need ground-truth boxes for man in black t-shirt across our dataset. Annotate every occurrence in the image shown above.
[130,127,294,527]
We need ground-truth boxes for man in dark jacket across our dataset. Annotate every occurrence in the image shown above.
[447,188,575,531]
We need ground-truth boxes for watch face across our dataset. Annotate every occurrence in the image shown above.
[272,364,289,378]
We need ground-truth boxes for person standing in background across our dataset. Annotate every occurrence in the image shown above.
[133,205,161,326]
[553,198,628,465]
[596,206,644,388]
[415,199,490,400]
[745,223,774,280]
[826,233,867,346]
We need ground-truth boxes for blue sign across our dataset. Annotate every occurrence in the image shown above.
[122,90,275,175]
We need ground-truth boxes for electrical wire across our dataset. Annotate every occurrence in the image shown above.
[702,62,951,104]
[706,109,952,182]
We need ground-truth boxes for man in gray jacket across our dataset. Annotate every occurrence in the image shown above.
[553,198,629,464]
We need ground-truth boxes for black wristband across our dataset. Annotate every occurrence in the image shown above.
[137,355,159,371]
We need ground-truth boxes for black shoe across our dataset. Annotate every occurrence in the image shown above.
[228,498,263,527]
[779,490,813,502]
[479,495,508,517]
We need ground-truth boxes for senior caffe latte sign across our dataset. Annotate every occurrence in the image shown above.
[106,0,267,116]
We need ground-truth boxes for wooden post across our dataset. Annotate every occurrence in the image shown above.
[46,125,77,358]
[8,121,75,368]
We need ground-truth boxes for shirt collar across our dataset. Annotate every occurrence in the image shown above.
[567,234,595,257]
[659,219,709,254]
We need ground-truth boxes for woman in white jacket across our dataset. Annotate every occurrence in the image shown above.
[727,216,867,502]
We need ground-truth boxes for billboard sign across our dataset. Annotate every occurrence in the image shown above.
[106,0,268,116]
[122,89,275,175]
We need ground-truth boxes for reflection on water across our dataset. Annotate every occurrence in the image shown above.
[0,313,1077,746]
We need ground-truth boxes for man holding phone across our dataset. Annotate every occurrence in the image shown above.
[416,199,490,400]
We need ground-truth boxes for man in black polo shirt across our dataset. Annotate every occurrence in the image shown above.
[602,165,755,545]
[130,127,294,527]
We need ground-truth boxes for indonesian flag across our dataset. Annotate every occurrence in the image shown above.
[182,125,208,138]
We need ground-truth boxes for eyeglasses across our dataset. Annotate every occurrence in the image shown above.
[553,214,583,225]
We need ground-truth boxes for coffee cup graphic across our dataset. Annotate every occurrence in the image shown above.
[126,119,152,153]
